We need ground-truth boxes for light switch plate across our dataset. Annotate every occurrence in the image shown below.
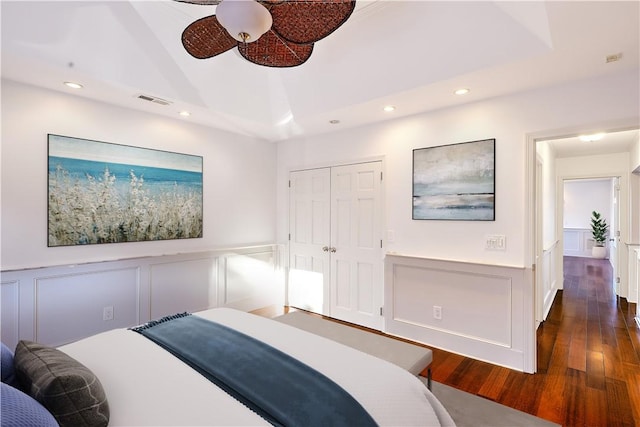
[486,235,506,251]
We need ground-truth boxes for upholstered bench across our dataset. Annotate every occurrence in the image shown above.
[274,310,433,389]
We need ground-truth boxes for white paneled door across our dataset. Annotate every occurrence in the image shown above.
[289,162,383,330]
[288,168,331,315]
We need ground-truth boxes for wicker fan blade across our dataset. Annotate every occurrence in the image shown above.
[270,0,356,44]
[238,30,313,67]
[182,15,236,59]
[174,0,221,5]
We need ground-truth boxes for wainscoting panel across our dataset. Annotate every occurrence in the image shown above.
[628,246,639,304]
[150,258,217,319]
[391,265,512,346]
[541,240,560,320]
[35,268,139,346]
[385,254,533,372]
[1,280,20,347]
[563,228,600,258]
[0,245,282,349]
[221,249,279,312]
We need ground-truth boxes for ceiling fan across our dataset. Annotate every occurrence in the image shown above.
[176,0,356,67]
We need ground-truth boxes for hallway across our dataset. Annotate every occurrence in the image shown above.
[429,256,640,426]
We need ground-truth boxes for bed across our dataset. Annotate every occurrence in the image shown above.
[2,308,455,426]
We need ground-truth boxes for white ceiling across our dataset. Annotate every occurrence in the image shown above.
[2,1,639,145]
[546,129,639,158]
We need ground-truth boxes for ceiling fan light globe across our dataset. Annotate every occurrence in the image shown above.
[216,0,273,43]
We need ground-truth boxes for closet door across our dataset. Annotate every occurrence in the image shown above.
[288,168,331,315]
[330,162,383,330]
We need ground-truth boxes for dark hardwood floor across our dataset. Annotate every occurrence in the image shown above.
[426,256,639,427]
[253,256,640,426]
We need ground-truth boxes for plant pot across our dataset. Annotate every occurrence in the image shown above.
[592,246,607,259]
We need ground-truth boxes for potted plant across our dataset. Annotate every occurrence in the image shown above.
[590,210,608,259]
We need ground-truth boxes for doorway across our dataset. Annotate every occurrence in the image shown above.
[561,177,619,275]
[528,124,639,373]
[288,161,384,330]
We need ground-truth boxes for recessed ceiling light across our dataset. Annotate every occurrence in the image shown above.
[329,119,340,124]
[179,111,191,117]
[64,81,83,89]
[579,133,605,142]
[454,88,469,95]
[383,105,396,112]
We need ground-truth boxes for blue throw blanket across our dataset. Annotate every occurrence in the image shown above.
[131,313,377,427]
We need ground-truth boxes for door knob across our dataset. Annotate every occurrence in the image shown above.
[322,246,329,252]
[330,247,337,253]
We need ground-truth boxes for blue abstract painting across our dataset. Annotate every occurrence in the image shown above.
[413,139,495,221]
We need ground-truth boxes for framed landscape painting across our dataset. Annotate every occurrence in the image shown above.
[413,138,495,221]
[48,134,203,247]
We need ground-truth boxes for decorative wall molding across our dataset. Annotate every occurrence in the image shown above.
[563,228,605,258]
[149,257,216,320]
[1,245,283,349]
[542,240,560,320]
[35,267,140,346]
[390,265,513,346]
[384,254,533,373]
[220,249,278,311]
[0,279,20,347]
[628,247,639,304]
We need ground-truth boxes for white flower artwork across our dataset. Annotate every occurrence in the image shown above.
[48,134,203,246]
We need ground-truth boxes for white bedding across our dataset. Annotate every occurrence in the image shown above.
[59,308,455,426]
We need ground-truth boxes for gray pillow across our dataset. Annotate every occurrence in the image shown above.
[14,340,109,427]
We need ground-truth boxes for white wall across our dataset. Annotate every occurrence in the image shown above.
[556,153,629,230]
[277,70,639,267]
[2,67,638,371]
[631,133,640,172]
[623,137,639,303]
[559,177,617,258]
[535,140,560,322]
[563,179,612,229]
[277,70,638,372]
[631,134,640,247]
[1,80,277,271]
[631,174,640,245]
[537,141,557,249]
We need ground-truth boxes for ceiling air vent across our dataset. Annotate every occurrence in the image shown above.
[136,94,172,106]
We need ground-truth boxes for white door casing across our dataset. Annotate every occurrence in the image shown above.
[534,156,543,326]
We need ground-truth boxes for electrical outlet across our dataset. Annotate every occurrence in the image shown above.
[103,306,114,321]
[433,305,442,320]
